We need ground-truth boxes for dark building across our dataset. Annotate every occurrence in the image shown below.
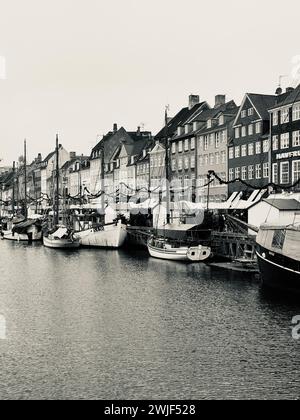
[229,92,287,198]
[269,84,300,191]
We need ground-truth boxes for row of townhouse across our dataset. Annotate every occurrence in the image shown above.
[1,85,300,214]
[228,84,300,198]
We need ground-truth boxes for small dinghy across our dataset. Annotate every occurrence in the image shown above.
[43,226,80,249]
[147,237,211,262]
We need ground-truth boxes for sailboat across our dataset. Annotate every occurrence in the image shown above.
[43,136,80,249]
[147,108,211,262]
[1,142,43,242]
[73,141,127,248]
[75,220,127,248]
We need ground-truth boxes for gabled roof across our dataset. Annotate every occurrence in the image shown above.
[269,84,300,110]
[233,93,281,126]
[264,198,300,211]
[154,102,208,140]
[61,156,89,171]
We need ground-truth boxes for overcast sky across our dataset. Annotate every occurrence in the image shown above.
[0,0,300,165]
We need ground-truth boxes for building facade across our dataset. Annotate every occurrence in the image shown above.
[269,85,300,191]
[228,93,282,198]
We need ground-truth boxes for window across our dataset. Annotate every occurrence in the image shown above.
[248,165,254,180]
[263,163,269,178]
[184,157,189,169]
[272,163,278,184]
[242,126,246,137]
[191,137,196,150]
[241,110,247,118]
[191,156,195,169]
[248,143,254,156]
[229,148,234,159]
[256,142,261,154]
[204,155,209,165]
[235,127,240,139]
[263,140,270,153]
[242,166,247,181]
[273,111,279,126]
[235,146,240,158]
[293,104,300,121]
[221,131,227,143]
[255,164,262,179]
[241,145,247,157]
[272,230,286,250]
[204,136,209,151]
[209,153,214,165]
[185,125,189,134]
[248,108,254,116]
[219,115,224,125]
[229,168,234,181]
[293,131,300,147]
[184,139,189,151]
[256,122,262,134]
[207,120,212,129]
[280,162,289,184]
[171,143,176,154]
[221,151,226,164]
[281,108,290,124]
[215,152,220,165]
[273,135,279,151]
[235,167,240,179]
[199,155,204,166]
[292,160,300,183]
[280,133,289,149]
[178,141,183,153]
[215,132,220,148]
[172,159,176,171]
[248,124,254,136]
[178,158,183,171]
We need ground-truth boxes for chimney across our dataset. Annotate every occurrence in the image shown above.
[286,87,294,94]
[189,95,200,110]
[137,126,141,135]
[215,95,226,108]
[37,153,42,162]
[70,152,76,159]
[113,123,118,133]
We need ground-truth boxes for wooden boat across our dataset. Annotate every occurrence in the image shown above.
[43,135,79,250]
[1,219,42,242]
[256,222,300,293]
[43,226,80,249]
[75,220,127,248]
[148,237,211,262]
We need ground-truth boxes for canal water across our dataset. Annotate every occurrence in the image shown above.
[0,240,300,400]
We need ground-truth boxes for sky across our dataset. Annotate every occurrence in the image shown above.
[0,0,300,165]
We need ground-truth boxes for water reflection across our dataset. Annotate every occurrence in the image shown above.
[0,240,299,400]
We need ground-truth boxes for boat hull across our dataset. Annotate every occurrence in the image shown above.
[75,224,127,248]
[257,245,300,293]
[43,236,80,249]
[1,230,42,242]
[148,243,189,261]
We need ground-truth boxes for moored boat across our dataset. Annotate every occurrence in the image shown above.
[43,226,80,249]
[75,220,127,248]
[147,237,211,262]
[256,223,300,293]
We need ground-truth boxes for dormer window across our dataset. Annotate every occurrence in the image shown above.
[207,119,212,129]
[131,156,135,165]
[143,149,147,158]
[185,125,190,134]
[193,122,198,131]
[177,127,183,136]
[219,115,224,125]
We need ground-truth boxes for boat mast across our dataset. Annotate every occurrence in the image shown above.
[164,106,171,225]
[24,139,28,219]
[54,135,60,226]
[101,140,105,222]
[12,161,15,216]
